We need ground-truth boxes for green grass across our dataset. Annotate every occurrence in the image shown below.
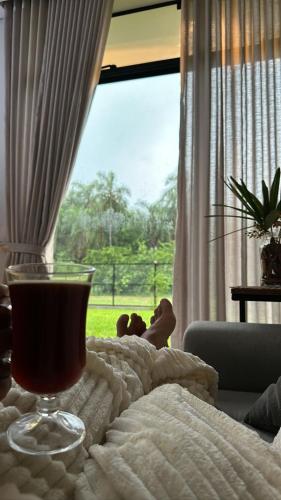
[89,296,153,306]
[86,307,154,338]
[88,294,171,307]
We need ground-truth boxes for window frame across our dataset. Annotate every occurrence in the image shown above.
[112,1,181,17]
[100,58,180,84]
[100,1,181,84]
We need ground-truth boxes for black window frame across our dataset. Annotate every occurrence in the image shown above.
[112,0,181,17]
[99,1,181,85]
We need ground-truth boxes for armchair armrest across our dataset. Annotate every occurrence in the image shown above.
[184,321,281,392]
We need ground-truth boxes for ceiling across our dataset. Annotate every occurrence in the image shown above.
[104,3,180,67]
[113,0,173,14]
[0,0,172,11]
[0,1,173,13]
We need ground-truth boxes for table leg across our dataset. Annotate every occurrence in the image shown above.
[239,300,246,322]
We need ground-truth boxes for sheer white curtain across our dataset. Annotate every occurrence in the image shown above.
[0,0,113,280]
[173,0,281,348]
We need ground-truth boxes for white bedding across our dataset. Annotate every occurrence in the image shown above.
[81,385,281,500]
[2,335,281,499]
[0,335,218,500]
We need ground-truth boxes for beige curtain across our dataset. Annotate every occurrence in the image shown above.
[0,0,113,280]
[0,6,6,264]
[173,0,281,348]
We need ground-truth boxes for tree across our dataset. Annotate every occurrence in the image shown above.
[55,172,132,258]
[94,172,130,246]
[160,173,177,231]
[136,200,174,248]
[54,170,177,261]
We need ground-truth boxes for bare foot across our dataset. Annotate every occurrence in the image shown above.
[141,299,176,349]
[116,299,176,349]
[117,313,147,338]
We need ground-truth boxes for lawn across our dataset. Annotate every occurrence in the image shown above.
[88,294,168,307]
[86,307,154,338]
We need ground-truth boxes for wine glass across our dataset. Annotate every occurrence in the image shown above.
[6,262,95,455]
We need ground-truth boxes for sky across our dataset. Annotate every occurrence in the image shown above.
[70,73,180,206]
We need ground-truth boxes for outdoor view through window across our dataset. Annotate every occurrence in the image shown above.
[54,6,180,338]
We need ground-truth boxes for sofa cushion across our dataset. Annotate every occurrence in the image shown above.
[185,321,281,392]
[244,377,281,434]
[216,390,261,421]
[216,390,275,443]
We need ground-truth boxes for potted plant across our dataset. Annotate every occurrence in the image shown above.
[209,168,281,285]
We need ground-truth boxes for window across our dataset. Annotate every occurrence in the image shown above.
[71,74,180,206]
[101,2,180,83]
[54,3,181,336]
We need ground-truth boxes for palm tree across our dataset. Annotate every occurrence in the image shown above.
[94,171,130,246]
[160,173,177,228]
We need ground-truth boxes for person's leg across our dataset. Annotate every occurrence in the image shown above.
[116,299,176,349]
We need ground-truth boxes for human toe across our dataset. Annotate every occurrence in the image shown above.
[159,298,173,312]
[116,314,129,337]
[129,314,146,335]
[150,315,156,325]
[136,316,146,335]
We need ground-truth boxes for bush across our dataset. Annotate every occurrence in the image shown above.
[83,242,174,296]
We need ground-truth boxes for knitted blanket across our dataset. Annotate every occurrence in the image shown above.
[0,336,217,500]
[81,385,281,500]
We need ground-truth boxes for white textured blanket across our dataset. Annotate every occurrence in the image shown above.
[2,336,281,500]
[81,385,281,500]
[0,336,217,500]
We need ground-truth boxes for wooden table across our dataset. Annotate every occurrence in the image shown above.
[231,286,281,322]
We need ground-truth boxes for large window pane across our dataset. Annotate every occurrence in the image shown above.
[71,74,180,204]
[55,73,180,336]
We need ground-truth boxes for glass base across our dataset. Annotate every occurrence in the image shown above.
[7,410,85,455]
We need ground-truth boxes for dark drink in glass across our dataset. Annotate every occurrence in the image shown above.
[6,263,95,456]
[9,281,91,394]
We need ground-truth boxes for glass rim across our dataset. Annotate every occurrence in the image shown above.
[6,262,95,276]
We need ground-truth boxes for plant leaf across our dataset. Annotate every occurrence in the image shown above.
[206,214,255,220]
[224,179,257,219]
[262,180,270,214]
[239,179,264,218]
[227,178,263,222]
[230,177,263,220]
[209,224,256,243]
[209,171,281,234]
[269,168,281,210]
[212,203,254,215]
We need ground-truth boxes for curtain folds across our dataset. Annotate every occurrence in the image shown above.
[0,0,113,279]
[173,0,281,348]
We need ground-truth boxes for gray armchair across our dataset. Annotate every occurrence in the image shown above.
[184,321,281,442]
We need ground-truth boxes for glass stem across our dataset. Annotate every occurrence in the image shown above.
[37,395,60,416]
